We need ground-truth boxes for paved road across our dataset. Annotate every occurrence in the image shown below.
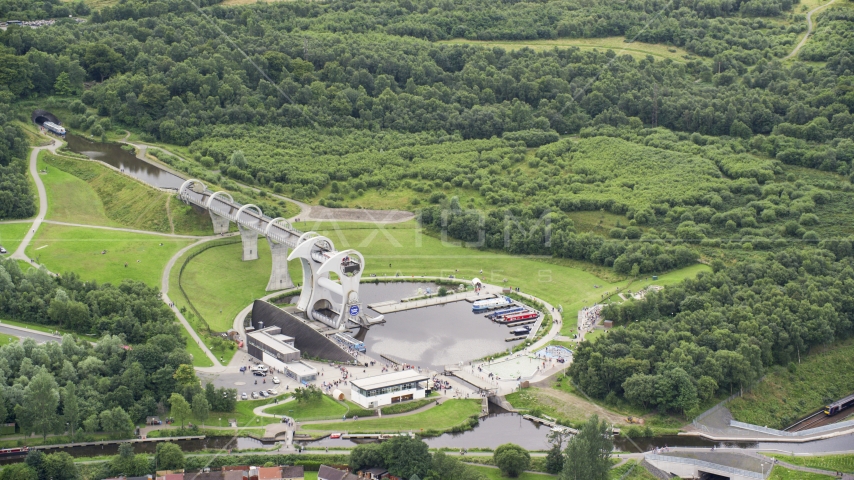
[0,323,62,344]
[785,0,838,60]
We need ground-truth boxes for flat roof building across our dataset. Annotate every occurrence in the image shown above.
[247,326,301,364]
[283,361,318,384]
[350,370,430,409]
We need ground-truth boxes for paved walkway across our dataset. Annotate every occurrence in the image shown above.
[160,236,226,367]
[42,220,205,238]
[10,141,58,263]
[785,0,838,60]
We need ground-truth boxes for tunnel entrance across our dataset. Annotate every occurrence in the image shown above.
[31,109,60,126]
[699,471,730,480]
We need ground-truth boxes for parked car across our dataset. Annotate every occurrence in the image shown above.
[272,376,280,384]
[267,389,276,395]
[251,392,259,399]
[241,392,248,400]
[239,366,247,372]
[253,370,265,376]
[259,391,268,398]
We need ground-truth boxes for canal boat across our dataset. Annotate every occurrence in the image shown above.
[486,306,524,319]
[0,447,28,457]
[472,296,513,313]
[496,311,539,324]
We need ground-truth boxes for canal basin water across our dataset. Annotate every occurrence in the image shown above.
[349,283,517,370]
[64,134,185,190]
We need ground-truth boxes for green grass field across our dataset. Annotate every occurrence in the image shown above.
[40,152,212,235]
[0,222,31,256]
[265,395,371,421]
[768,465,831,479]
[26,223,194,287]
[728,339,854,429]
[467,465,555,479]
[39,153,113,226]
[767,454,854,474]
[437,37,696,62]
[301,399,479,433]
[176,239,303,332]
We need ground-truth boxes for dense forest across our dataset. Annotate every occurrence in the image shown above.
[0,115,35,220]
[569,245,854,414]
[0,259,235,434]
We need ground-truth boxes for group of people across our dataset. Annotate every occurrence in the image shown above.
[578,303,604,331]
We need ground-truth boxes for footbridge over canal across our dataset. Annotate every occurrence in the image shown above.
[178,179,384,330]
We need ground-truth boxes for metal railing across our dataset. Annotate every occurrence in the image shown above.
[730,419,854,437]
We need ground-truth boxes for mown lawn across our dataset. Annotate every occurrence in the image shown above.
[0,222,32,256]
[301,399,479,433]
[466,465,555,479]
[176,239,303,332]
[767,454,854,474]
[26,223,194,287]
[265,395,370,421]
[728,338,854,429]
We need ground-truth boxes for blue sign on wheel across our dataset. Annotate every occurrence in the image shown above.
[349,305,360,316]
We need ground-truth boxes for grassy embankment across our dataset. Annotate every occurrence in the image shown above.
[39,151,212,235]
[608,461,658,480]
[504,370,704,430]
[437,37,696,62]
[265,395,373,421]
[768,465,835,479]
[767,454,854,474]
[0,222,31,255]
[728,338,854,429]
[300,399,480,434]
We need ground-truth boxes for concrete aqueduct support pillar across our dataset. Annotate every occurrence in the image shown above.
[210,212,230,234]
[266,238,293,291]
[265,218,294,291]
[239,225,259,261]
[235,204,263,261]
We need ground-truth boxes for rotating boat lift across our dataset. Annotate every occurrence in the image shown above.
[178,179,384,330]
